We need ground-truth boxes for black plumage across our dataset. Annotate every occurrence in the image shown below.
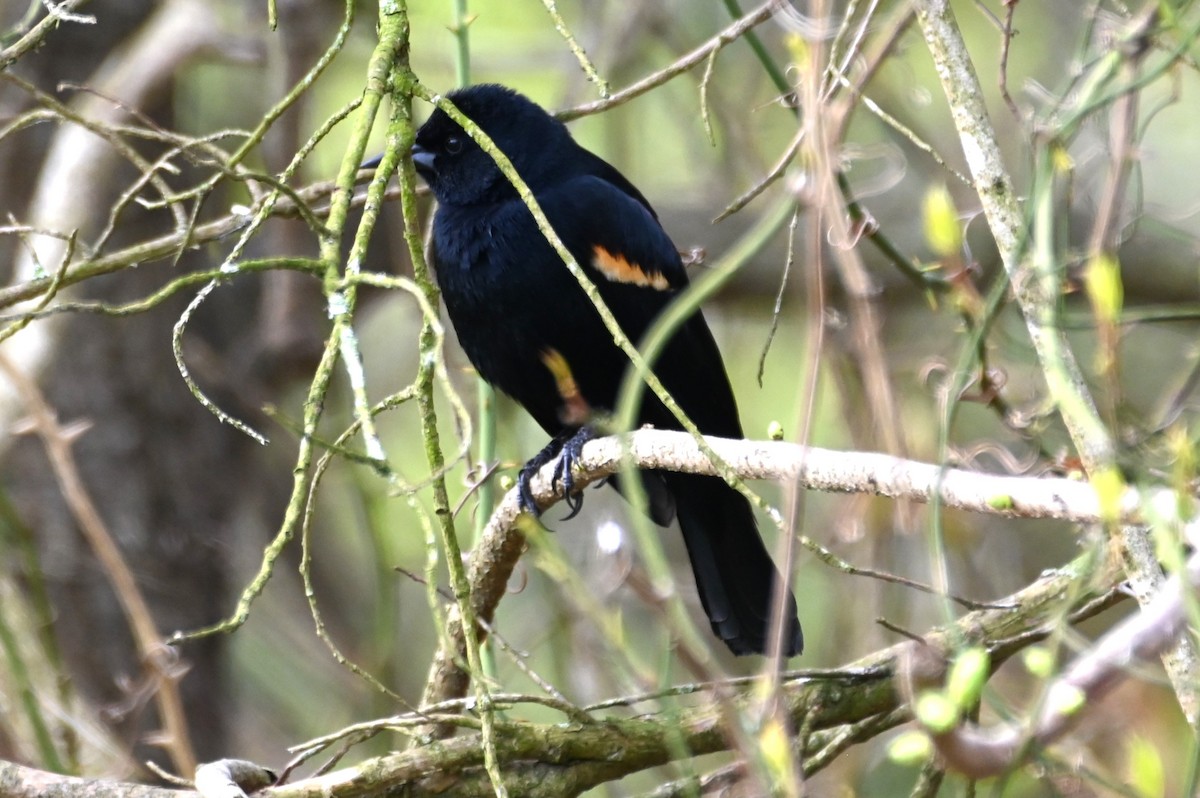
[410,84,802,657]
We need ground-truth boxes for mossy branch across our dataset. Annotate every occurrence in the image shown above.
[2,548,1122,797]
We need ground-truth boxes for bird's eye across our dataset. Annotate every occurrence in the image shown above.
[445,136,464,155]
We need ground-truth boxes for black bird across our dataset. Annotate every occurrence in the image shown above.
[409,84,802,657]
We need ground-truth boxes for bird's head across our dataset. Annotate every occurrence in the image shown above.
[412,84,573,206]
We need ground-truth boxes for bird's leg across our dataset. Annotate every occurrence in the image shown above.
[552,425,596,520]
[517,430,572,515]
[517,426,595,518]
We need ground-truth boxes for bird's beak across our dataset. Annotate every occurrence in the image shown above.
[360,153,383,170]
[411,142,437,179]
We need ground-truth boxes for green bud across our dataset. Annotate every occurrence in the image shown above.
[1048,684,1086,717]
[946,647,990,708]
[887,730,933,765]
[987,494,1014,510]
[1022,646,1055,678]
[915,692,959,733]
[923,185,962,259]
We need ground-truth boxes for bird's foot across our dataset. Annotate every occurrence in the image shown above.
[517,434,565,516]
[552,426,595,520]
[516,426,595,518]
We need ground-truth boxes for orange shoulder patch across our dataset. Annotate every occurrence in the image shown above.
[591,245,670,290]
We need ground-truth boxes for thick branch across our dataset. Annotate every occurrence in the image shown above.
[254,552,1126,796]
[0,759,186,798]
[422,429,1138,707]
[534,432,1137,523]
[0,520,1126,796]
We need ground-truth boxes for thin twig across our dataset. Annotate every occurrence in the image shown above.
[539,0,609,96]
[997,1,1021,120]
[556,0,781,122]
[0,0,93,69]
[0,353,197,775]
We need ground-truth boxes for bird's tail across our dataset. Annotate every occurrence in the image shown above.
[665,473,803,657]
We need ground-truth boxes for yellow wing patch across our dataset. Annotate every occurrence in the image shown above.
[591,245,670,290]
[540,348,591,426]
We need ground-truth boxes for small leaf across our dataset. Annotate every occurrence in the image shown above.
[923,185,962,259]
[888,730,933,765]
[1127,734,1166,798]
[1022,646,1055,678]
[1084,252,1124,325]
[987,494,1014,510]
[1051,144,1075,174]
[758,719,795,786]
[1090,465,1127,526]
[1157,1,1177,28]
[946,647,990,709]
[1168,423,1197,502]
[784,32,809,67]
[914,692,959,733]
[1047,683,1086,717]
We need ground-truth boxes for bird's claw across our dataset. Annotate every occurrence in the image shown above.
[517,427,595,519]
[516,431,571,517]
[552,427,594,520]
[517,464,542,517]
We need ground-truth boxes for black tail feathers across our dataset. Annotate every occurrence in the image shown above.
[667,473,803,657]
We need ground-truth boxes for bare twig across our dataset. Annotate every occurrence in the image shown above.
[997,1,1021,120]
[0,180,392,312]
[0,0,93,70]
[0,0,248,452]
[713,127,804,224]
[0,354,197,775]
[539,0,609,96]
[557,0,781,122]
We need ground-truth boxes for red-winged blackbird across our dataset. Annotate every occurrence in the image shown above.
[409,84,802,656]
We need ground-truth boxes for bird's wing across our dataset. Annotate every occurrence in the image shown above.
[540,174,688,296]
[536,175,744,440]
[573,148,661,220]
